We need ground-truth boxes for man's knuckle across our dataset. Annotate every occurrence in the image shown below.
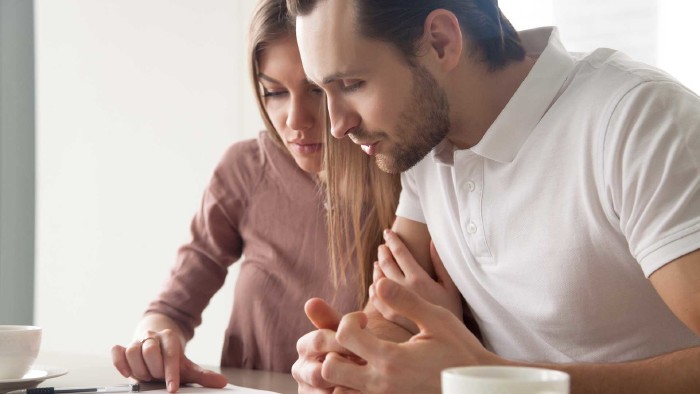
[309,368,328,387]
[309,332,327,351]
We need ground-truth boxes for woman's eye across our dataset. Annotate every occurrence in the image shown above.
[310,86,324,96]
[263,90,288,98]
[341,80,364,92]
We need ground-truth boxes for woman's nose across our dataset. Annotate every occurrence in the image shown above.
[286,95,314,132]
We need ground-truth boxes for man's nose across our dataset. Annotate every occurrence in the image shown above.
[328,99,358,139]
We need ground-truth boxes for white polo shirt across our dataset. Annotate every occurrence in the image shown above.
[397,27,700,363]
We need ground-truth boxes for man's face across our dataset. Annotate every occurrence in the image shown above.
[296,0,450,173]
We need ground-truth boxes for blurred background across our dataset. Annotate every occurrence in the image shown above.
[0,0,698,367]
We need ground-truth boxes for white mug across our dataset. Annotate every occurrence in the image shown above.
[442,366,570,394]
[0,325,42,379]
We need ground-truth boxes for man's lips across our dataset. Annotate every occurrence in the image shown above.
[349,134,380,155]
[360,141,379,155]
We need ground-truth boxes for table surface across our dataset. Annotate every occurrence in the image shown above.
[29,353,298,394]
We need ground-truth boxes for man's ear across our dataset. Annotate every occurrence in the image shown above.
[420,9,463,72]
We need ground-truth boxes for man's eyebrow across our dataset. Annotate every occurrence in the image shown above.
[321,69,366,85]
[321,72,347,85]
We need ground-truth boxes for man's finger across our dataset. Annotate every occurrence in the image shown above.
[322,352,370,392]
[375,278,451,333]
[292,357,335,392]
[305,298,342,330]
[335,312,391,365]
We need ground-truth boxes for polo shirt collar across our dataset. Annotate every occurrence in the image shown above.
[433,27,575,165]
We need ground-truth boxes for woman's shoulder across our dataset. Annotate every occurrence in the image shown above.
[210,132,273,198]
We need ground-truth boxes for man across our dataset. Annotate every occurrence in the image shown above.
[288,0,700,392]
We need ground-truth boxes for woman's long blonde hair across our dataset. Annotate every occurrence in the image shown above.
[324,131,402,307]
[248,0,293,145]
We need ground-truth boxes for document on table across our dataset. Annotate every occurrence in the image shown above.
[146,384,279,394]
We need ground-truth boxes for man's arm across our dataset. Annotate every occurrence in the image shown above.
[649,250,700,335]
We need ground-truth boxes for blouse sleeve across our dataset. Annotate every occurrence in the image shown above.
[145,140,264,340]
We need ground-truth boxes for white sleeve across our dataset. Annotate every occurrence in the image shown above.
[603,80,700,277]
[395,169,426,224]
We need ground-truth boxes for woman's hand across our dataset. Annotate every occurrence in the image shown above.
[369,230,463,334]
[111,328,227,393]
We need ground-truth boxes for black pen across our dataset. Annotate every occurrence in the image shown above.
[7,383,140,394]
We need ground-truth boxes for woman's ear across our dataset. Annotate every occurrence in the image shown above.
[420,9,463,72]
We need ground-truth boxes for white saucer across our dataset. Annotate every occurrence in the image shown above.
[0,366,68,393]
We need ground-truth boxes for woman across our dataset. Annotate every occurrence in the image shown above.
[110,0,399,391]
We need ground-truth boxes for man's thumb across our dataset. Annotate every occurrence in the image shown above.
[304,297,342,330]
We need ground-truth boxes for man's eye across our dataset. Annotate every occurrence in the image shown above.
[341,80,364,92]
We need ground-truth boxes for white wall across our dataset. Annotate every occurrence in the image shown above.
[657,1,700,94]
[35,0,261,366]
[500,0,700,94]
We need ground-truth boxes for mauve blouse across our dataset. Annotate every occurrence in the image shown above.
[146,131,359,372]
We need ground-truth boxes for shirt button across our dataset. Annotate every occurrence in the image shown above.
[467,222,478,234]
[465,181,476,192]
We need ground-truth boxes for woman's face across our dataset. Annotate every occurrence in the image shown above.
[258,34,325,174]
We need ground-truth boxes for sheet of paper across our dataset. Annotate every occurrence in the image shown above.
[146,384,279,394]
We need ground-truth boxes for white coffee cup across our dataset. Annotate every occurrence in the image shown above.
[0,325,42,379]
[442,366,570,394]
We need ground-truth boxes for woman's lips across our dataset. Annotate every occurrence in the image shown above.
[290,142,323,154]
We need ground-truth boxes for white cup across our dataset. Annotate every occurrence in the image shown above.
[0,325,42,379]
[442,366,570,394]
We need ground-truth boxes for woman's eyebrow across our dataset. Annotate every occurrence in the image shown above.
[259,73,319,87]
[258,73,280,84]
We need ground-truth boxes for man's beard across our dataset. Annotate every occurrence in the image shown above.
[375,65,450,173]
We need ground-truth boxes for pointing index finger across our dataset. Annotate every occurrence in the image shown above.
[158,333,181,392]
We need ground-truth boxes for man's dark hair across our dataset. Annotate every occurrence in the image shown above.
[287,0,525,70]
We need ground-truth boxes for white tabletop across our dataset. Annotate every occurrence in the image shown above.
[30,353,297,394]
